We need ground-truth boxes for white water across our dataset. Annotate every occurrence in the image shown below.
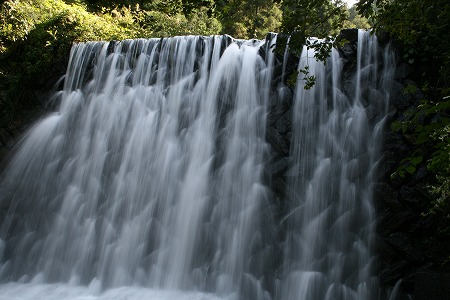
[278,31,395,300]
[0,32,396,299]
[0,283,227,300]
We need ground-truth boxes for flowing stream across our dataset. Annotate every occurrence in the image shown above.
[0,31,396,299]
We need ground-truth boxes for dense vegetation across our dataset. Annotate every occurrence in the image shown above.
[0,0,449,264]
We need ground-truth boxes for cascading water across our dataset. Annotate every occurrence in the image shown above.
[0,31,396,300]
[277,31,395,300]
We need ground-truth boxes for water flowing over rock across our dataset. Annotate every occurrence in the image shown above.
[0,31,399,299]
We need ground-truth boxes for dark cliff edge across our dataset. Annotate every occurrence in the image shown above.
[372,46,450,300]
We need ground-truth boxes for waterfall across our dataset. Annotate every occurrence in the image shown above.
[0,31,396,300]
[278,31,395,300]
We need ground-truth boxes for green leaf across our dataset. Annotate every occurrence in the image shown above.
[411,156,423,165]
[390,121,403,132]
[406,165,416,174]
[415,132,429,144]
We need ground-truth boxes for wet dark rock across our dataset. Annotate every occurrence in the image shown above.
[274,109,292,134]
[107,40,116,54]
[404,80,425,102]
[372,182,401,211]
[378,209,416,235]
[340,28,359,45]
[399,186,422,206]
[271,177,287,201]
[385,232,424,263]
[390,81,412,110]
[378,260,410,286]
[267,156,293,178]
[365,104,380,124]
[363,87,385,111]
[282,55,299,85]
[411,166,429,183]
[374,236,397,264]
[340,43,357,61]
[415,272,450,300]
[376,31,391,46]
[395,63,412,80]
[276,84,294,108]
[384,130,408,152]
[343,80,356,99]
[375,151,398,181]
[266,127,289,155]
[267,105,287,127]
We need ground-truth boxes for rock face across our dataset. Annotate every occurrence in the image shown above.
[415,272,450,300]
[372,49,450,298]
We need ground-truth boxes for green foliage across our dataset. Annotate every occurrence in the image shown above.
[428,175,450,224]
[277,0,348,88]
[281,0,347,39]
[342,5,370,29]
[357,0,450,96]
[357,0,450,228]
[390,95,450,235]
[427,156,450,239]
[0,0,221,137]
[139,7,221,37]
[298,66,316,90]
[181,0,216,15]
[0,0,142,92]
[83,0,184,15]
[218,0,282,39]
[391,95,450,177]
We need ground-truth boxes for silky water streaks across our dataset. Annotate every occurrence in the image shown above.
[278,31,396,300]
[0,31,397,300]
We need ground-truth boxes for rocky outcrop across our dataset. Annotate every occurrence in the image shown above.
[374,62,450,297]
